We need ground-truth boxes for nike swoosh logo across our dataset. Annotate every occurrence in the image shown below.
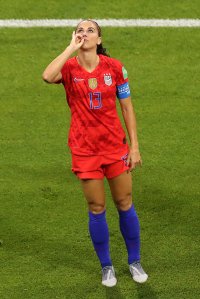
[74,78,85,82]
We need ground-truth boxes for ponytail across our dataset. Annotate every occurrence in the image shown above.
[97,43,110,57]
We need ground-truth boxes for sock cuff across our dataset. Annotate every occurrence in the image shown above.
[89,210,106,221]
[118,204,136,217]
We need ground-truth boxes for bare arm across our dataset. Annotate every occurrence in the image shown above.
[42,32,85,84]
[119,96,142,171]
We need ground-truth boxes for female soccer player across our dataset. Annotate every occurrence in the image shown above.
[42,19,148,287]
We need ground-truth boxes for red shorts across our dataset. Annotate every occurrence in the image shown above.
[72,149,130,179]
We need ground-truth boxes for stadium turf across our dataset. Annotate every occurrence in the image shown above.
[0,0,200,19]
[0,2,200,299]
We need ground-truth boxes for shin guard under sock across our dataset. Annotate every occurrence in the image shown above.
[118,205,140,264]
[89,210,112,268]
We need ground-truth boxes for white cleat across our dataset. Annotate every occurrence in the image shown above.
[102,266,117,287]
[129,262,148,283]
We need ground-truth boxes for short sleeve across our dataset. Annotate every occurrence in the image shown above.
[60,62,69,86]
[115,60,131,100]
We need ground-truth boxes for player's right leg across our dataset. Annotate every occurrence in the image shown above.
[80,178,117,287]
[107,171,148,283]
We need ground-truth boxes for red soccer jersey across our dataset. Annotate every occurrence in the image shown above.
[60,54,131,156]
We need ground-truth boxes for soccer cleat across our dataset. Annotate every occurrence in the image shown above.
[129,261,148,283]
[102,266,117,287]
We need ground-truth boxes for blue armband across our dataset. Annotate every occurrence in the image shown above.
[117,82,131,99]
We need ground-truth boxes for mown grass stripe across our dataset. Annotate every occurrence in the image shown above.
[0,18,200,28]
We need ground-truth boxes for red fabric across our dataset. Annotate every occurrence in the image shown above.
[72,146,129,179]
[60,55,130,156]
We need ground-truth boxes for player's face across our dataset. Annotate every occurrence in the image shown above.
[76,21,101,50]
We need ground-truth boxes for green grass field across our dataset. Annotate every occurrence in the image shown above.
[0,1,200,298]
[0,0,200,19]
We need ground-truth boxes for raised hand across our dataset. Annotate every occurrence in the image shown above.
[68,31,85,52]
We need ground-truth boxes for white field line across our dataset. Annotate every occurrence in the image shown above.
[0,19,200,28]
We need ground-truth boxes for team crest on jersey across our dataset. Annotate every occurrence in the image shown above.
[104,74,112,86]
[88,78,97,89]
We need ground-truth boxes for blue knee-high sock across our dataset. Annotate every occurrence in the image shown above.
[89,210,112,268]
[118,205,140,264]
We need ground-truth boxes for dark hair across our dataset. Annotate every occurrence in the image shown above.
[75,19,110,57]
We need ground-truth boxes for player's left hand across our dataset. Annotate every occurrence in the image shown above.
[127,149,142,172]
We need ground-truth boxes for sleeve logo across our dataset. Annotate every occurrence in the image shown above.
[122,66,128,79]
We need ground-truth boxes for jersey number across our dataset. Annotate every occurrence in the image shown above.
[88,92,102,109]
